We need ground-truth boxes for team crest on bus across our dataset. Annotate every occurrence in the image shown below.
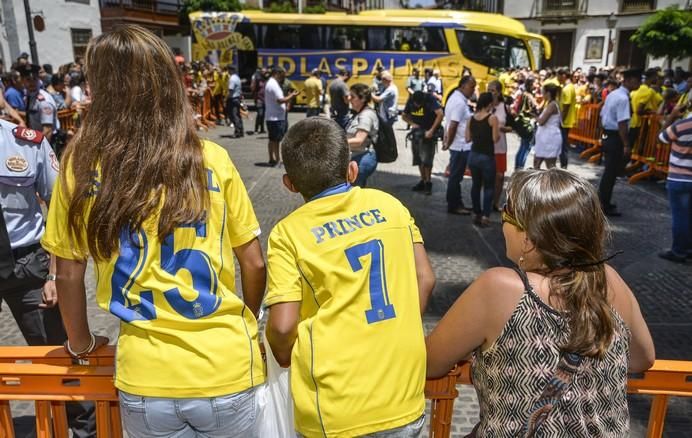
[190,13,254,51]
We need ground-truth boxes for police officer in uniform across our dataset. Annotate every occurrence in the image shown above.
[20,64,62,152]
[0,118,95,436]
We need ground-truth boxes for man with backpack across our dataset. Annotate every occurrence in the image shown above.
[402,91,444,195]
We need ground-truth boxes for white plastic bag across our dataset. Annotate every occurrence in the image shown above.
[256,330,296,437]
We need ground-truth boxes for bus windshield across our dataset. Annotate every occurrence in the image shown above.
[456,30,531,70]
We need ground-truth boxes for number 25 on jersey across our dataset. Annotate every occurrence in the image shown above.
[109,223,222,323]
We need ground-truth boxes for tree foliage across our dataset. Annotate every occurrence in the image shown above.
[179,0,242,26]
[631,6,692,64]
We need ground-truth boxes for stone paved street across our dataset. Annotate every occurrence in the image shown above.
[3,111,691,437]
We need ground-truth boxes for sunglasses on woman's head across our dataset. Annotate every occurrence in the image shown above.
[501,203,523,230]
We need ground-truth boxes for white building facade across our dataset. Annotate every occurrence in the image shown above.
[503,0,691,70]
[0,0,101,69]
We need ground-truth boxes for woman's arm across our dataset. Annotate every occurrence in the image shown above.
[56,257,109,353]
[489,115,500,143]
[605,266,655,372]
[233,238,266,318]
[426,269,514,378]
[347,129,369,149]
[465,117,472,143]
[536,101,556,126]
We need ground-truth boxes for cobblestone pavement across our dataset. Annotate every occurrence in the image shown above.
[3,112,691,437]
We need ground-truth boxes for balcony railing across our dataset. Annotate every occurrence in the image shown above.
[99,0,183,15]
[429,0,504,13]
[538,0,587,16]
[620,0,655,12]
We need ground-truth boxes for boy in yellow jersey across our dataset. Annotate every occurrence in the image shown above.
[265,117,435,437]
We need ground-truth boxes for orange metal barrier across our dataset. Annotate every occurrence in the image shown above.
[627,115,671,184]
[0,348,689,438]
[57,109,78,133]
[424,362,471,437]
[569,103,602,161]
[0,346,120,438]
[568,106,673,180]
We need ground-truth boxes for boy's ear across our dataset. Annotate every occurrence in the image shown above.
[347,161,359,184]
[282,174,300,193]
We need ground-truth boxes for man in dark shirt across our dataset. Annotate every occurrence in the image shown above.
[328,69,350,129]
[402,91,444,195]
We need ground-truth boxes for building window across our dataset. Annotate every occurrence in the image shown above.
[66,0,90,4]
[620,0,655,12]
[543,0,578,12]
[71,29,93,60]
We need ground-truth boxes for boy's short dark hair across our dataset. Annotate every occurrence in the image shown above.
[281,118,350,200]
[623,68,642,81]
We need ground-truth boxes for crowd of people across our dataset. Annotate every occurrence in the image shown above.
[0,23,689,438]
[0,52,91,157]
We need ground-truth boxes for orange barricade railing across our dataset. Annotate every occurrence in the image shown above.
[569,105,673,180]
[0,346,120,438]
[0,348,689,438]
[57,109,77,134]
[627,115,670,184]
[569,103,603,162]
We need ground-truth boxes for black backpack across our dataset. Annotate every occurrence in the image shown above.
[372,113,398,163]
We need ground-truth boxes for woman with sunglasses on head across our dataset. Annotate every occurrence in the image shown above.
[41,26,267,437]
[426,168,655,437]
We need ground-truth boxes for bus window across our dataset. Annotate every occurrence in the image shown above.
[390,27,447,52]
[367,27,389,51]
[261,24,322,49]
[457,30,530,70]
[324,26,367,50]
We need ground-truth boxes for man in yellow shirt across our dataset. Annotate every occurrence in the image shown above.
[304,68,323,118]
[543,69,560,87]
[629,69,663,149]
[265,117,435,437]
[558,68,577,169]
[211,67,225,125]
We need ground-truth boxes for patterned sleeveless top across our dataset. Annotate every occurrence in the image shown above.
[471,269,631,437]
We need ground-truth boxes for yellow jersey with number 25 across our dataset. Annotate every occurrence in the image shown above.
[265,183,426,438]
[41,140,265,398]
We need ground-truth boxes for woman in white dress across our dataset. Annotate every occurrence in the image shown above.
[533,83,562,169]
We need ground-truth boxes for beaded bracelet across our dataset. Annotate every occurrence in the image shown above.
[64,332,96,359]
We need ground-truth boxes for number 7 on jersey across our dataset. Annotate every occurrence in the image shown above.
[345,239,396,324]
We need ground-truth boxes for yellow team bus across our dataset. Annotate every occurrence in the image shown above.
[189,9,551,103]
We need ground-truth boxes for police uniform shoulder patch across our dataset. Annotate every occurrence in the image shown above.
[13,127,44,144]
[6,155,29,172]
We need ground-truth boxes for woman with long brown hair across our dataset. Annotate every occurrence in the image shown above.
[426,168,655,436]
[41,25,267,437]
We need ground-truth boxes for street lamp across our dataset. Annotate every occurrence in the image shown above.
[23,0,39,64]
[605,13,617,67]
